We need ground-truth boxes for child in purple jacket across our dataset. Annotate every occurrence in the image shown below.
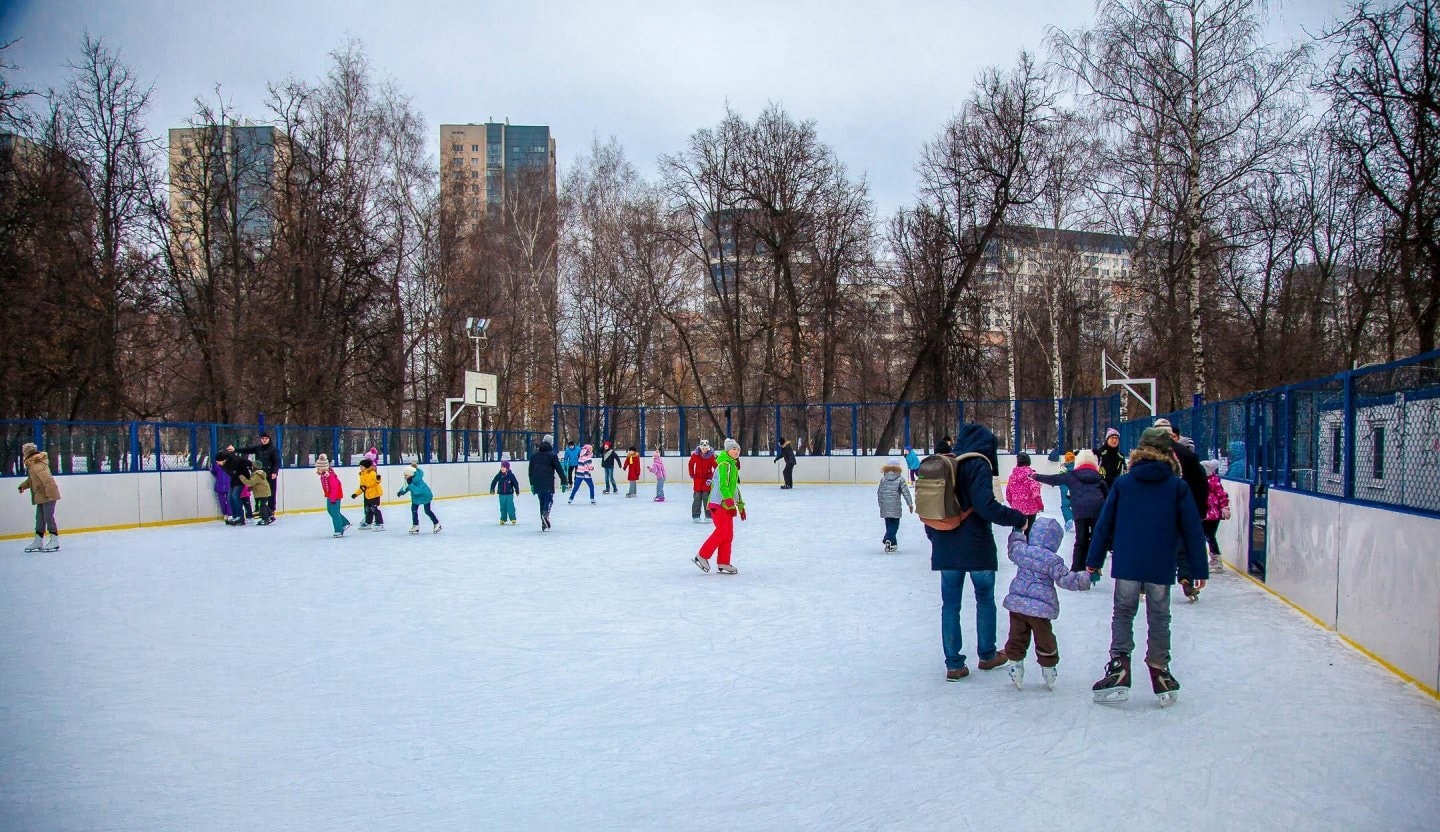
[1001,517,1093,690]
[210,460,231,520]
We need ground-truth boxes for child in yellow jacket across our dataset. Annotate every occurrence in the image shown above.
[352,458,385,530]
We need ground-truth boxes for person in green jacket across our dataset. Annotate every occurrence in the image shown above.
[693,438,746,575]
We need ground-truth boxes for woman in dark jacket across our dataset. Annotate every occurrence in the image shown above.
[1095,428,1126,486]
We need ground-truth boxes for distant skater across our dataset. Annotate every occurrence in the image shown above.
[399,463,441,533]
[877,456,914,552]
[490,460,521,525]
[568,444,596,504]
[528,436,565,531]
[624,447,642,497]
[693,438,745,575]
[17,442,60,552]
[688,440,717,523]
[316,455,350,537]
[647,449,666,501]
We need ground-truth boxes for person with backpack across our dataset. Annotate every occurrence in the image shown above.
[916,423,1029,681]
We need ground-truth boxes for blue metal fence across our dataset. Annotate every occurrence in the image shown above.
[1119,350,1440,517]
[552,396,1122,457]
[1,420,544,477]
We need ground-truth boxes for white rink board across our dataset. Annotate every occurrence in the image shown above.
[1265,488,1341,628]
[1218,480,1250,573]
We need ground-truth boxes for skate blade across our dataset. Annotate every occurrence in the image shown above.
[1093,688,1130,704]
[1157,691,1179,708]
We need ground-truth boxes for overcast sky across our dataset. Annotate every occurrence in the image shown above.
[1,0,1349,216]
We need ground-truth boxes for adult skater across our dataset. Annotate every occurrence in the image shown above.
[924,423,1028,681]
[528,435,565,531]
[236,432,280,487]
[693,438,745,575]
[774,437,796,489]
[688,440,718,523]
[16,442,60,552]
[1095,428,1126,487]
[217,446,255,526]
[600,441,620,494]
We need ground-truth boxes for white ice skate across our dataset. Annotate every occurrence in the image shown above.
[1008,660,1025,689]
[373,524,385,532]
[432,524,441,534]
[23,535,43,552]
[358,522,371,530]
[1041,666,1058,690]
[41,535,59,552]
[692,555,710,573]
[716,563,738,575]
[409,525,420,535]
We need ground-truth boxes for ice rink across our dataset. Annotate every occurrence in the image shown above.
[2,482,1437,831]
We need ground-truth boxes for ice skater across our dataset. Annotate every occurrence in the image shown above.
[904,446,921,483]
[1201,459,1230,571]
[688,440,717,523]
[17,442,60,552]
[399,462,441,533]
[351,457,384,530]
[774,437,796,488]
[877,456,913,552]
[600,441,620,494]
[568,444,596,504]
[490,460,521,524]
[210,456,231,521]
[1001,517,1093,690]
[528,435,565,530]
[562,441,580,489]
[647,449,666,501]
[1004,452,1043,530]
[238,466,275,525]
[624,446,642,497]
[1034,450,1109,572]
[693,438,745,575]
[1087,427,1208,707]
[217,446,254,526]
[316,455,351,537]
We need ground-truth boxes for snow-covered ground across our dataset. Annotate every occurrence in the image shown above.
[1,483,1436,831]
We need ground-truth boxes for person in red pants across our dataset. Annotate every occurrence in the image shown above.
[693,438,745,575]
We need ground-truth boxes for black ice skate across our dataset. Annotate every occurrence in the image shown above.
[1149,664,1180,707]
[1092,655,1131,704]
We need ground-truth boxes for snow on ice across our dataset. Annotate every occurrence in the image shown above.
[1,483,1437,831]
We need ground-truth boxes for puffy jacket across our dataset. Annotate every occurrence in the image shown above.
[689,449,717,493]
[352,466,383,500]
[563,445,581,467]
[774,443,796,466]
[707,453,744,514]
[624,452,642,481]
[319,469,344,502]
[647,453,666,479]
[1034,465,1108,520]
[924,424,1028,572]
[1004,465,1044,515]
[601,446,619,469]
[1095,443,1126,485]
[398,467,434,502]
[1225,440,1248,480]
[1087,449,1209,585]
[1003,519,1092,619]
[211,462,230,495]
[239,469,272,499]
[1174,440,1209,519]
[18,450,61,505]
[219,451,253,483]
[236,440,280,474]
[489,468,520,497]
[527,442,564,494]
[905,449,921,471]
[877,470,913,518]
[573,445,595,477]
[1205,474,1230,522]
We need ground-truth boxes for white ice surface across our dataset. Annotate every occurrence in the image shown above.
[2,484,1437,832]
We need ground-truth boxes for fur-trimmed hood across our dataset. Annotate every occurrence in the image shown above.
[1129,444,1180,475]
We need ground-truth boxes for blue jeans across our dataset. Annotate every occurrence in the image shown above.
[228,484,244,519]
[883,517,900,545]
[940,569,998,670]
[603,468,617,492]
[569,475,594,501]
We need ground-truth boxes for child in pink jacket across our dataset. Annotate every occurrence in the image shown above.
[1005,452,1045,529]
[646,449,667,502]
[1201,459,1230,570]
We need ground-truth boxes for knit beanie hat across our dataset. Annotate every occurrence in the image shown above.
[543,434,554,446]
[21,442,37,457]
[1105,427,1119,440]
[1138,427,1173,453]
[1201,459,1220,476]
[1075,449,1100,470]
[500,460,510,469]
[1153,418,1173,430]
[723,438,740,452]
[1064,451,1076,463]
[315,454,331,472]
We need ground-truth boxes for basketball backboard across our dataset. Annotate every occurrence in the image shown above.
[465,371,498,407]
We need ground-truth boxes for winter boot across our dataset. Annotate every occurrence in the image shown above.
[23,535,43,552]
[716,563,738,575]
[692,554,710,573]
[945,667,969,682]
[1007,660,1025,689]
[978,654,1008,671]
[1092,655,1131,704]
[410,525,420,535]
[1149,664,1180,707]
[1041,666,1058,690]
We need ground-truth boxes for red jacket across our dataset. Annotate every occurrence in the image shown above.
[319,469,344,502]
[624,453,642,481]
[688,450,717,493]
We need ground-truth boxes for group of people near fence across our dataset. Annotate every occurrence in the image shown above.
[873,416,1235,708]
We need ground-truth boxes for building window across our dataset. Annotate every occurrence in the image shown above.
[529,145,547,153]
[472,144,479,152]
[471,157,479,165]
[451,158,463,167]
[1371,426,1385,480]
[1330,426,1342,474]
[470,170,479,179]
[451,143,461,152]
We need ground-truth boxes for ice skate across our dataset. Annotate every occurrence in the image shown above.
[590,500,596,505]
[715,563,738,575]
[23,535,43,552]
[1041,666,1057,690]
[1008,660,1025,689]
[1181,579,1200,603]
[541,513,551,531]
[333,531,345,538]
[1149,664,1180,707]
[1093,655,1131,704]
[410,525,420,534]
[373,524,385,532]
[358,522,371,530]
[1209,554,1223,572]
[432,524,441,534]
[692,554,710,573]
[657,496,665,502]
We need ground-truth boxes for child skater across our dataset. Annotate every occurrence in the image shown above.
[624,447,642,497]
[490,460,521,524]
[688,440,717,523]
[1201,460,1230,571]
[1034,449,1109,573]
[1058,451,1076,532]
[1002,517,1093,690]
[239,466,274,525]
[877,456,914,552]
[210,456,231,521]
[568,444,596,504]
[693,438,746,575]
[1005,452,1044,528]
[1087,427,1208,707]
[17,442,61,552]
[352,457,384,530]
[647,449,667,501]
[904,446,921,483]
[317,454,350,537]
[399,462,441,533]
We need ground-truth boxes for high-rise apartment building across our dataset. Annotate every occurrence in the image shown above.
[439,121,556,224]
[168,124,287,260]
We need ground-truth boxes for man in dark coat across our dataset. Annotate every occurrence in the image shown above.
[924,423,1029,681]
[527,436,565,531]
[237,433,281,520]
[774,438,797,489]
